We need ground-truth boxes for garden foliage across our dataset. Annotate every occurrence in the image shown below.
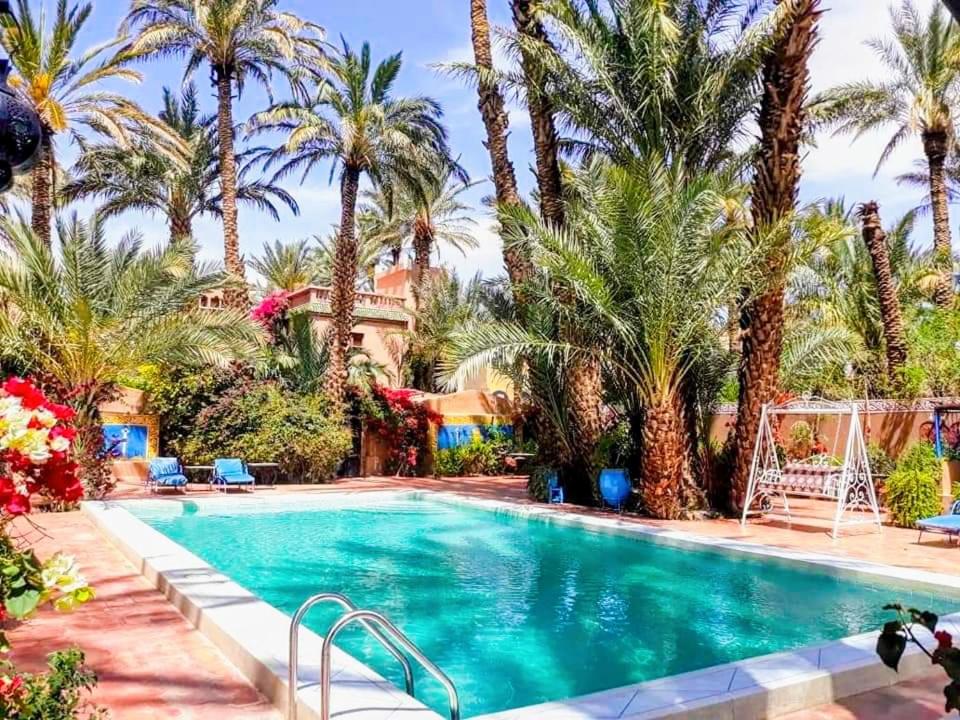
[359,385,441,476]
[884,442,942,528]
[178,380,352,483]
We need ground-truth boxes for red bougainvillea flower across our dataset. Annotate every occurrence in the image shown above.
[3,377,46,410]
[936,630,953,650]
[0,674,24,700]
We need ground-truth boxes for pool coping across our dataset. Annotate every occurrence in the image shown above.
[82,490,960,720]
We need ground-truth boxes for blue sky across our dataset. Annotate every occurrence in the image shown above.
[49,1,942,279]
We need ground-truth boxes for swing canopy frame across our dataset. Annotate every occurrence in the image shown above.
[739,398,882,538]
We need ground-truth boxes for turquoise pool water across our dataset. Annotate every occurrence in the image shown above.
[129,496,958,717]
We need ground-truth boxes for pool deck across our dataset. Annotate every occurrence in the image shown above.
[8,475,960,720]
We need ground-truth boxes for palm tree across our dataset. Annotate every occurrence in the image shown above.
[403,272,487,391]
[250,238,317,291]
[517,0,798,172]
[399,169,479,309]
[813,1,960,307]
[730,0,821,511]
[0,0,165,246]
[444,157,762,519]
[0,212,262,495]
[248,40,454,404]
[858,201,909,383]
[468,0,531,292]
[120,0,325,305]
[62,84,298,243]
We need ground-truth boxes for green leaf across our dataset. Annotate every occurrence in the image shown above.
[945,680,960,714]
[4,589,41,619]
[877,629,907,671]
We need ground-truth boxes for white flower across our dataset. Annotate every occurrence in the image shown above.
[49,435,70,453]
[41,553,87,595]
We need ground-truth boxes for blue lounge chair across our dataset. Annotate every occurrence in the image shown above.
[212,458,255,492]
[546,470,564,504]
[146,457,188,494]
[917,501,960,544]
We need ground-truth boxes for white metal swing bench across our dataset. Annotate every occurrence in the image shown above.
[739,398,882,539]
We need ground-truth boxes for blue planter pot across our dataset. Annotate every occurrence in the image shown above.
[598,468,631,509]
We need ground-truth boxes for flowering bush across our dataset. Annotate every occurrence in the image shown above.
[0,377,94,652]
[250,290,291,340]
[360,385,441,475]
[0,648,104,719]
[0,378,84,517]
[878,603,960,714]
[0,535,93,652]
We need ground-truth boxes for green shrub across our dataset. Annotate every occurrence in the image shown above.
[866,442,896,478]
[434,430,515,477]
[180,383,352,483]
[885,443,942,528]
[434,447,465,476]
[0,648,105,719]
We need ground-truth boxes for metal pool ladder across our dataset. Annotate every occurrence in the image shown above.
[287,592,460,720]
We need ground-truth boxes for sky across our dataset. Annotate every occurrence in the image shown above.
[46,0,943,279]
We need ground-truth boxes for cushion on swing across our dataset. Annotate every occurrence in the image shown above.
[759,462,842,496]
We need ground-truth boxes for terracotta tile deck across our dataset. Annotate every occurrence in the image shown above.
[9,476,960,719]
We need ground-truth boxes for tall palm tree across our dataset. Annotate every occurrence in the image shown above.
[510,0,607,484]
[62,84,298,243]
[518,0,797,171]
[401,169,479,308]
[248,40,454,404]
[444,157,762,519]
[468,0,531,292]
[731,0,821,511]
[0,0,164,246]
[858,201,909,383]
[0,212,262,495]
[813,1,960,307]
[120,0,325,305]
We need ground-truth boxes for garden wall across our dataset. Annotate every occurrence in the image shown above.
[709,398,960,460]
[360,389,515,476]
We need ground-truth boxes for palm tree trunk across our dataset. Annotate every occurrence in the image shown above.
[31,130,54,246]
[470,0,532,289]
[511,0,603,487]
[215,70,246,308]
[642,391,685,520]
[326,165,361,405]
[858,201,908,381]
[511,0,565,228]
[168,202,192,243]
[923,130,955,308]
[730,0,820,511]
[411,218,431,311]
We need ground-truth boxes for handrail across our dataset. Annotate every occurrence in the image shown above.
[321,609,460,720]
[287,593,415,720]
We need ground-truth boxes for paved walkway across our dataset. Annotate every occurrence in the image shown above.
[7,477,958,719]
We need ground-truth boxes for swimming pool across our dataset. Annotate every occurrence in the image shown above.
[125,494,960,718]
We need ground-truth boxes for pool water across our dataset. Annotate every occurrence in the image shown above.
[130,496,958,717]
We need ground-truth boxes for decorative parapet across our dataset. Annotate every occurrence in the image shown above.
[289,300,410,324]
[287,285,410,323]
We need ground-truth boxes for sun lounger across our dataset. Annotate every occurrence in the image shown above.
[146,457,188,493]
[212,458,255,492]
[917,500,960,544]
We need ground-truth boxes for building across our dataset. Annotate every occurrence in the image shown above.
[287,265,421,385]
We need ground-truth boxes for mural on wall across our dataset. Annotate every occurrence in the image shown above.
[100,413,159,459]
[434,415,513,450]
